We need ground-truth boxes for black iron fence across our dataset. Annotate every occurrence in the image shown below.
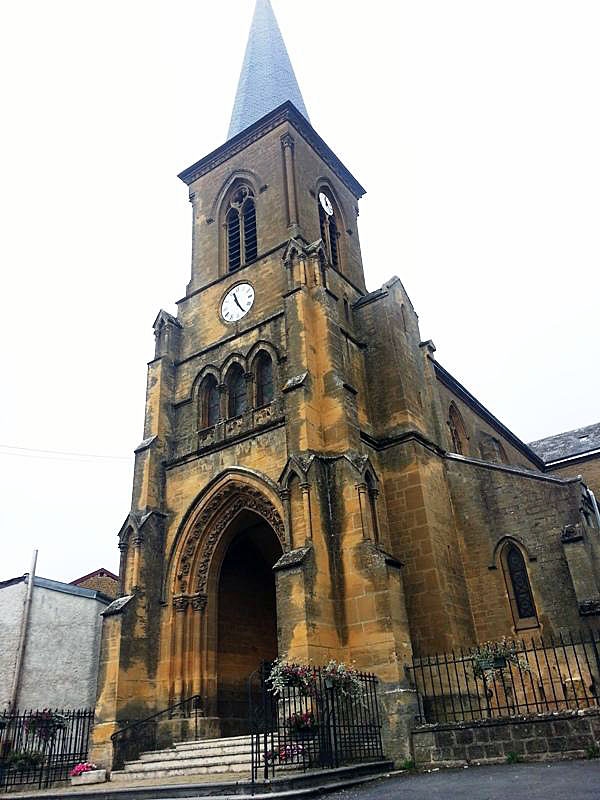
[0,708,93,792]
[111,695,202,771]
[249,662,384,784]
[409,629,600,724]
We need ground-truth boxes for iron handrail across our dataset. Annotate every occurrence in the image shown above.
[110,695,203,770]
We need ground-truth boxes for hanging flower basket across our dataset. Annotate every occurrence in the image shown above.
[288,711,318,740]
[471,638,529,680]
[267,659,316,696]
[24,710,66,742]
[322,660,364,701]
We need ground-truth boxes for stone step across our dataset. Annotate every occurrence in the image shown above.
[174,733,252,750]
[111,763,247,782]
[122,752,252,773]
[139,741,252,762]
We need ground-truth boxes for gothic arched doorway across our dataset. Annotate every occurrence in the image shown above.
[215,510,282,736]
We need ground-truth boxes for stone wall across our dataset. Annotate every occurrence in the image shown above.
[412,709,600,766]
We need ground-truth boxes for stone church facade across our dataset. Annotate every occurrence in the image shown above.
[92,0,600,765]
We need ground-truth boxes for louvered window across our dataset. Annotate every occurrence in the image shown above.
[255,352,274,407]
[319,201,339,268]
[243,199,257,263]
[227,365,247,418]
[226,187,257,272]
[227,208,241,272]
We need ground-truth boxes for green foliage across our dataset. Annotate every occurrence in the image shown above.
[505,751,522,764]
[399,758,416,771]
[586,742,600,760]
[4,751,45,771]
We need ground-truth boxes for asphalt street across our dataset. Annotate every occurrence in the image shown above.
[326,761,600,800]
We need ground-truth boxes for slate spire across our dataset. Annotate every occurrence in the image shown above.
[228,0,310,139]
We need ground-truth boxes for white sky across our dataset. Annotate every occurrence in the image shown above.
[1,0,598,583]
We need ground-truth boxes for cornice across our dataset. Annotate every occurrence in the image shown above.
[177,102,366,200]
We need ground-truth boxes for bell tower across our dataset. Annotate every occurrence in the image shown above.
[92,0,416,768]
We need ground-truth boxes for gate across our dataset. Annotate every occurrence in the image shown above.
[249,662,384,784]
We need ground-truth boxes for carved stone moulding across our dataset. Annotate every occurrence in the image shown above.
[176,481,285,595]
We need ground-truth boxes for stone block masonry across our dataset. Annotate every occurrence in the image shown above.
[412,709,600,767]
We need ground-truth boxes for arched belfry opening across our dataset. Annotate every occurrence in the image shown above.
[216,510,281,735]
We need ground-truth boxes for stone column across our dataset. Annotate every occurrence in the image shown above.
[280,488,292,549]
[281,134,298,229]
[190,593,207,697]
[300,482,313,541]
[172,595,189,705]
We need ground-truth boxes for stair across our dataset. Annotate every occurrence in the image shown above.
[110,734,253,783]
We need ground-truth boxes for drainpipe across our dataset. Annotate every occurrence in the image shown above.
[590,489,600,531]
[9,550,38,713]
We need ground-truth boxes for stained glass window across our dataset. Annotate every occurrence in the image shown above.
[506,545,536,619]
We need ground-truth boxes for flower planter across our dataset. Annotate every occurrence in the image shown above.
[291,728,318,740]
[71,769,106,786]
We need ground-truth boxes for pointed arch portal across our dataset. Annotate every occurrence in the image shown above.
[216,510,281,734]
[170,478,285,736]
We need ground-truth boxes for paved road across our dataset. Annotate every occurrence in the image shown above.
[328,761,600,800]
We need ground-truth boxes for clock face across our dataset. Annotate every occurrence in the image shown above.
[319,191,334,216]
[221,283,255,323]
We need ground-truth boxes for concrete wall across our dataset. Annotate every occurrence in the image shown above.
[0,578,108,710]
[0,581,27,709]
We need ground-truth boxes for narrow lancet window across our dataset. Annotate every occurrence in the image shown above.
[448,403,468,455]
[255,352,274,406]
[226,186,257,272]
[318,192,340,269]
[227,364,247,418]
[201,375,220,428]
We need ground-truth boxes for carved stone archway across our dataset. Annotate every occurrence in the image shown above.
[168,479,285,730]
[174,481,285,596]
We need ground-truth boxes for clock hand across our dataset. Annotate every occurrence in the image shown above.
[233,294,245,312]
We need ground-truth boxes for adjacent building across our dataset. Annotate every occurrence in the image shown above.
[0,574,111,710]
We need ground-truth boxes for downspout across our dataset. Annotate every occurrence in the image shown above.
[589,489,600,531]
[9,549,38,713]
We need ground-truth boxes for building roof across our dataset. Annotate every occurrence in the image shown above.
[228,0,309,139]
[529,422,600,465]
[0,574,111,604]
[70,567,119,585]
[433,361,545,469]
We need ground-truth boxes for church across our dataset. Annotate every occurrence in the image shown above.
[92,0,600,766]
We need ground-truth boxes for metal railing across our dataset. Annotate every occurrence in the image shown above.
[0,707,93,791]
[110,694,202,771]
[249,662,384,785]
[409,629,600,724]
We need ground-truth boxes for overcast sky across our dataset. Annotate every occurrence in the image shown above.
[1,0,598,583]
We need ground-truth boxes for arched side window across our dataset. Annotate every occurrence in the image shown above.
[226,186,257,272]
[226,364,247,418]
[448,403,468,455]
[200,375,220,428]
[500,542,538,629]
[318,194,340,268]
[255,352,274,407]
